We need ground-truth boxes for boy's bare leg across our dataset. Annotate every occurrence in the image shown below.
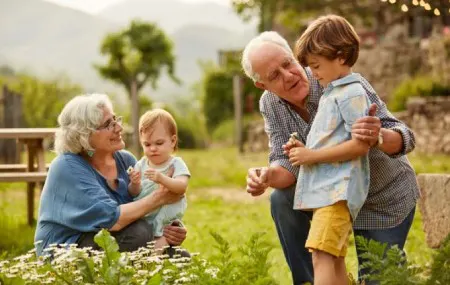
[153,236,169,255]
[335,257,348,285]
[312,250,336,285]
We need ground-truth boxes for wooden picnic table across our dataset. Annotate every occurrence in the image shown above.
[0,128,57,225]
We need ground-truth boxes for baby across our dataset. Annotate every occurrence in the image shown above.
[128,109,190,253]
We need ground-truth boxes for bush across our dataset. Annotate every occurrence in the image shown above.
[355,233,450,285]
[211,114,261,146]
[164,106,208,149]
[0,229,276,285]
[388,76,450,111]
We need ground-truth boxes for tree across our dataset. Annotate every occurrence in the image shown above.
[95,20,179,155]
[3,74,81,128]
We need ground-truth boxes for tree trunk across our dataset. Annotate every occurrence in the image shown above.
[130,80,140,156]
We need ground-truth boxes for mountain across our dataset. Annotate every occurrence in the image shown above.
[0,0,256,102]
[98,0,254,33]
[0,0,120,91]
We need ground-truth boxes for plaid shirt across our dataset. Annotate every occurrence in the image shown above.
[260,68,420,230]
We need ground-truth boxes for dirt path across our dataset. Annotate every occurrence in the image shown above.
[189,187,271,204]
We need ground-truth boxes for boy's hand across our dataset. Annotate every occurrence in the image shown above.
[145,168,161,183]
[129,170,141,186]
[288,144,314,166]
[283,139,305,155]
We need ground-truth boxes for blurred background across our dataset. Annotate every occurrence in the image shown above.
[0,0,449,284]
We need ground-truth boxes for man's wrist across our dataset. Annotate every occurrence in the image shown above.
[374,129,384,148]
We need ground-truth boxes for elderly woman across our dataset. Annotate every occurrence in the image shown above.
[34,93,186,256]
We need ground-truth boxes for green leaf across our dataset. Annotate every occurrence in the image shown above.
[146,273,163,285]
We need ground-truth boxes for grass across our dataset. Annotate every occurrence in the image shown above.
[0,148,448,284]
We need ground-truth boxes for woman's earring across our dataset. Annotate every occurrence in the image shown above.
[86,150,95,157]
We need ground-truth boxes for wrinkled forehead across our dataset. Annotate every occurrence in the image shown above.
[249,42,294,79]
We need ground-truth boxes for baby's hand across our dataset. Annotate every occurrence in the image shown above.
[145,168,161,183]
[129,170,141,186]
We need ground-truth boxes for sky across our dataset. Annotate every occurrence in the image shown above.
[43,0,231,14]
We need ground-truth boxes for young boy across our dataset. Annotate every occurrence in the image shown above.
[288,15,372,285]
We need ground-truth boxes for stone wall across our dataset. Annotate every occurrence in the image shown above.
[353,25,424,101]
[417,174,450,248]
[244,120,268,153]
[396,96,450,155]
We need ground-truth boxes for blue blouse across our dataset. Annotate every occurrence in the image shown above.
[34,150,136,256]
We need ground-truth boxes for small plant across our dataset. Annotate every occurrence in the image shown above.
[355,235,426,285]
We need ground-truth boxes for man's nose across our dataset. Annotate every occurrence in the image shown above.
[281,68,294,82]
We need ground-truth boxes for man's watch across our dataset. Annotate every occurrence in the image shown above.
[375,131,384,148]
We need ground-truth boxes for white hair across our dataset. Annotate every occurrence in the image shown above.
[241,31,294,82]
[54,93,113,155]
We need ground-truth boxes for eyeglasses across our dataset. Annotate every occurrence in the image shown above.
[97,116,123,131]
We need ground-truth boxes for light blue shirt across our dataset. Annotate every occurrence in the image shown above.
[293,73,370,221]
[34,150,136,256]
[134,156,190,236]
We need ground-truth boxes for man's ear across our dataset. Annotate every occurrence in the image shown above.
[255,81,265,90]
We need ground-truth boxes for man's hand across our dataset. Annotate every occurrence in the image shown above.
[246,167,270,196]
[288,143,315,166]
[129,170,141,186]
[163,223,187,246]
[352,103,381,147]
[145,168,162,183]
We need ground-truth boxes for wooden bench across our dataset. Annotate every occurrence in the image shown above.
[0,164,50,173]
[0,172,47,183]
[0,128,56,226]
[0,172,47,226]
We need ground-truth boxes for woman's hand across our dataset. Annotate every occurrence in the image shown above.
[163,222,187,246]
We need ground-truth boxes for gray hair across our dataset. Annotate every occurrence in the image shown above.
[241,31,294,82]
[54,93,113,155]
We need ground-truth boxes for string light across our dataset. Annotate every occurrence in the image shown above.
[379,0,447,16]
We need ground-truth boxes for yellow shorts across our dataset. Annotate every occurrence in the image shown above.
[305,201,352,257]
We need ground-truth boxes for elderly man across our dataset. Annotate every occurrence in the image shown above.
[242,31,419,284]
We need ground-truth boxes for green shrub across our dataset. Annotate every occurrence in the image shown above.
[211,114,261,146]
[389,76,450,111]
[427,234,450,285]
[356,234,450,285]
[164,106,208,149]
